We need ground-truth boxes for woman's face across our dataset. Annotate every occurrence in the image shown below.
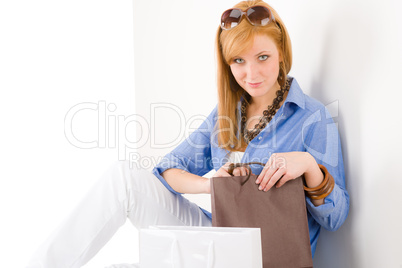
[230,34,281,103]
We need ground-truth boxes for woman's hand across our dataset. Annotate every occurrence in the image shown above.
[256,152,323,193]
[206,162,253,194]
[198,163,252,195]
[212,162,251,178]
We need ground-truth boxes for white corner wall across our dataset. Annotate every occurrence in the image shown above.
[0,0,137,267]
[133,0,402,267]
[283,1,402,267]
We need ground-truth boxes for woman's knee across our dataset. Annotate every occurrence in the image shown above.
[109,160,158,189]
[109,160,144,177]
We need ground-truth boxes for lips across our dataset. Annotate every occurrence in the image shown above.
[247,82,263,88]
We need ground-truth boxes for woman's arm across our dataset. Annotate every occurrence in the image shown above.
[162,161,250,194]
[152,105,217,195]
[161,168,210,194]
[303,153,325,206]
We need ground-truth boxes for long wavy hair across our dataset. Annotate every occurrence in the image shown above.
[215,0,292,151]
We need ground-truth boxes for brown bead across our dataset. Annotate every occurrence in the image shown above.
[241,77,292,144]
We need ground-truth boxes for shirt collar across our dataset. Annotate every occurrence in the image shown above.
[283,76,305,109]
[234,76,305,144]
[238,76,306,110]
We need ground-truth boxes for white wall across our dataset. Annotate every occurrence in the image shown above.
[295,1,402,267]
[133,0,402,267]
[0,0,137,267]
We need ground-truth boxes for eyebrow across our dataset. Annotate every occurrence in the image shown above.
[255,51,271,56]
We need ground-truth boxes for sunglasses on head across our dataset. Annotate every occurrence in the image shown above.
[220,5,275,30]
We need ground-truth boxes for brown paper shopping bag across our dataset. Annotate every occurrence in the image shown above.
[211,162,313,268]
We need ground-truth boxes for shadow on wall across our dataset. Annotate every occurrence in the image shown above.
[309,1,379,267]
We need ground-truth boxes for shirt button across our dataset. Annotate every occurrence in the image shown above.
[258,137,262,140]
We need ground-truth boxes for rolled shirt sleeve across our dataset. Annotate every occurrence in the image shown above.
[302,106,350,231]
[152,105,217,195]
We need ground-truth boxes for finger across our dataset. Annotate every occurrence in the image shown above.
[258,164,278,190]
[222,162,233,173]
[213,163,232,178]
[256,165,268,184]
[232,168,240,176]
[275,173,293,188]
[256,153,277,184]
[240,167,249,176]
[232,167,247,176]
[263,167,286,192]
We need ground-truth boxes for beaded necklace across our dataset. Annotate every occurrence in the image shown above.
[241,77,292,143]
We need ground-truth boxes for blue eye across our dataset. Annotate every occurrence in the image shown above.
[259,55,269,61]
[233,58,244,64]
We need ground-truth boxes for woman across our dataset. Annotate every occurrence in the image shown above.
[27,1,349,267]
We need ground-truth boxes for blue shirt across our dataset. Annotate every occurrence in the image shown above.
[152,77,350,257]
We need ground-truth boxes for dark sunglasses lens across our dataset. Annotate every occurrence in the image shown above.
[221,9,242,29]
[247,6,271,26]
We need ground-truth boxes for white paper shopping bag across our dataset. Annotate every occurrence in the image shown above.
[139,226,262,268]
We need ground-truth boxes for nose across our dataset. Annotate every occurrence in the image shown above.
[246,62,259,81]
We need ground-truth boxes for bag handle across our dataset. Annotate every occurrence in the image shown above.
[207,240,215,268]
[227,162,265,186]
[171,239,180,268]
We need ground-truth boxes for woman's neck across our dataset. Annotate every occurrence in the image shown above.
[249,83,281,110]
[249,83,280,109]
[245,86,289,130]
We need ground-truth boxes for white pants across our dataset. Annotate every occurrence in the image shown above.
[26,161,212,268]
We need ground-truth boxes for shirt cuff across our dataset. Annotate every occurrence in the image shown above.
[305,183,341,219]
[152,156,191,195]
